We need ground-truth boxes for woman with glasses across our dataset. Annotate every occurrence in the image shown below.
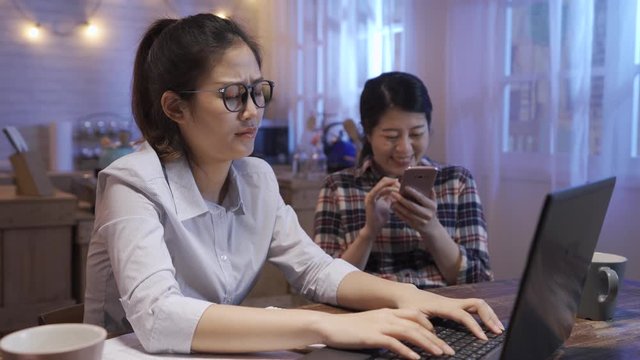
[84,14,503,358]
[314,72,493,289]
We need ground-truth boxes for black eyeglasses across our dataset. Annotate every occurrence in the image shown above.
[181,80,275,112]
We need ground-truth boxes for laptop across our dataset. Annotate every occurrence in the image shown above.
[302,177,616,360]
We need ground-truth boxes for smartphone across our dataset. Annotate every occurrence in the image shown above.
[399,166,439,201]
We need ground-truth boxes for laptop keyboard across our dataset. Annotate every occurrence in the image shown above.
[370,319,505,360]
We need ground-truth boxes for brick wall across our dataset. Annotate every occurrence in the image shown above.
[0,0,259,171]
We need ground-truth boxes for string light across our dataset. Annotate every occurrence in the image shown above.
[11,0,103,39]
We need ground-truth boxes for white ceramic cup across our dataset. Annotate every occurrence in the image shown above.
[0,323,106,360]
[577,252,628,321]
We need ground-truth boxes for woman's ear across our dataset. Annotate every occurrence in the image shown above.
[161,91,188,124]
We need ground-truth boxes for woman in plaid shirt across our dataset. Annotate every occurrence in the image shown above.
[315,72,493,289]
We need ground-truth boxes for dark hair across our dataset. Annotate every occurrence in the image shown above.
[131,14,262,161]
[358,71,432,165]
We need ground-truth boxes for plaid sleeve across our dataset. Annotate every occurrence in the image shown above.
[448,168,494,284]
[313,176,348,257]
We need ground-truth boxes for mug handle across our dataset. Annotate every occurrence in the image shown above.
[597,266,619,303]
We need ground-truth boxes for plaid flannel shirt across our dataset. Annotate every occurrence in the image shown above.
[313,157,493,288]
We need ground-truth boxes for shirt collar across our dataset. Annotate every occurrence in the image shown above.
[163,157,245,221]
[221,165,244,215]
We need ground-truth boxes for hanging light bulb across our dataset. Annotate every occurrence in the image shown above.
[26,23,41,40]
[214,11,228,19]
[84,21,99,38]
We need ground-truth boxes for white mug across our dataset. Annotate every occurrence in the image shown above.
[0,323,106,360]
[577,252,627,321]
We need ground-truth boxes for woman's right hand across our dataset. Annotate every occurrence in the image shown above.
[363,177,401,235]
[340,177,400,269]
[318,308,455,359]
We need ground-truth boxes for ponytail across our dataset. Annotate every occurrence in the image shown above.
[131,19,185,161]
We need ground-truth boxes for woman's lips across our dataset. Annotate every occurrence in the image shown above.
[393,157,414,167]
[236,127,257,138]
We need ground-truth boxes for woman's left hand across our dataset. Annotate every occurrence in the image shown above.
[397,289,505,340]
[390,187,439,235]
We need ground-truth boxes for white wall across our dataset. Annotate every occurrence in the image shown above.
[483,176,640,282]
[0,0,259,170]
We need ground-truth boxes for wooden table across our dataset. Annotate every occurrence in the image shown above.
[3,280,638,359]
[302,279,640,359]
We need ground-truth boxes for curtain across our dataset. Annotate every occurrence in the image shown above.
[264,0,406,144]
[444,0,640,279]
[447,0,639,187]
[444,0,503,199]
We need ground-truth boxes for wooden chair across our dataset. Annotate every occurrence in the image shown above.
[38,303,84,325]
[38,303,130,339]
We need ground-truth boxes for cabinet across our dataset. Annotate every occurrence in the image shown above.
[276,172,324,238]
[73,205,94,303]
[0,186,78,334]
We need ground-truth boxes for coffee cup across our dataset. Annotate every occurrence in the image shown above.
[0,323,106,360]
[577,252,627,321]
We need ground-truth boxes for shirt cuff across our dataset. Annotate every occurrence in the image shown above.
[314,258,359,306]
[124,296,212,353]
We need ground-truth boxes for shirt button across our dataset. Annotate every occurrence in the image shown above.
[220,255,228,261]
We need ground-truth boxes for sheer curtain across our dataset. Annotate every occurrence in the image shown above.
[261,0,407,143]
[444,0,640,279]
[444,1,503,198]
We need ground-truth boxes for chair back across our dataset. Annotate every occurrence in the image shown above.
[38,303,84,325]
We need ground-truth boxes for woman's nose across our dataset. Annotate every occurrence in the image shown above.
[240,96,259,120]
[395,135,412,153]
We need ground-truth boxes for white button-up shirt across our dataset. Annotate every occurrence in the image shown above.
[84,142,357,353]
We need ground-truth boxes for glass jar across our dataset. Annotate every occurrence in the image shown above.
[292,149,309,179]
[307,147,327,181]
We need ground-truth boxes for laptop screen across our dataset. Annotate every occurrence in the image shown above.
[501,177,616,360]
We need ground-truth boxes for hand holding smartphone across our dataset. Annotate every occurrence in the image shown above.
[399,166,439,202]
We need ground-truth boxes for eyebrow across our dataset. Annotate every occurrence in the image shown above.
[211,77,265,86]
[380,124,426,133]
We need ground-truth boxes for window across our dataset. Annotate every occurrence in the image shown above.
[503,0,640,166]
[292,0,405,141]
